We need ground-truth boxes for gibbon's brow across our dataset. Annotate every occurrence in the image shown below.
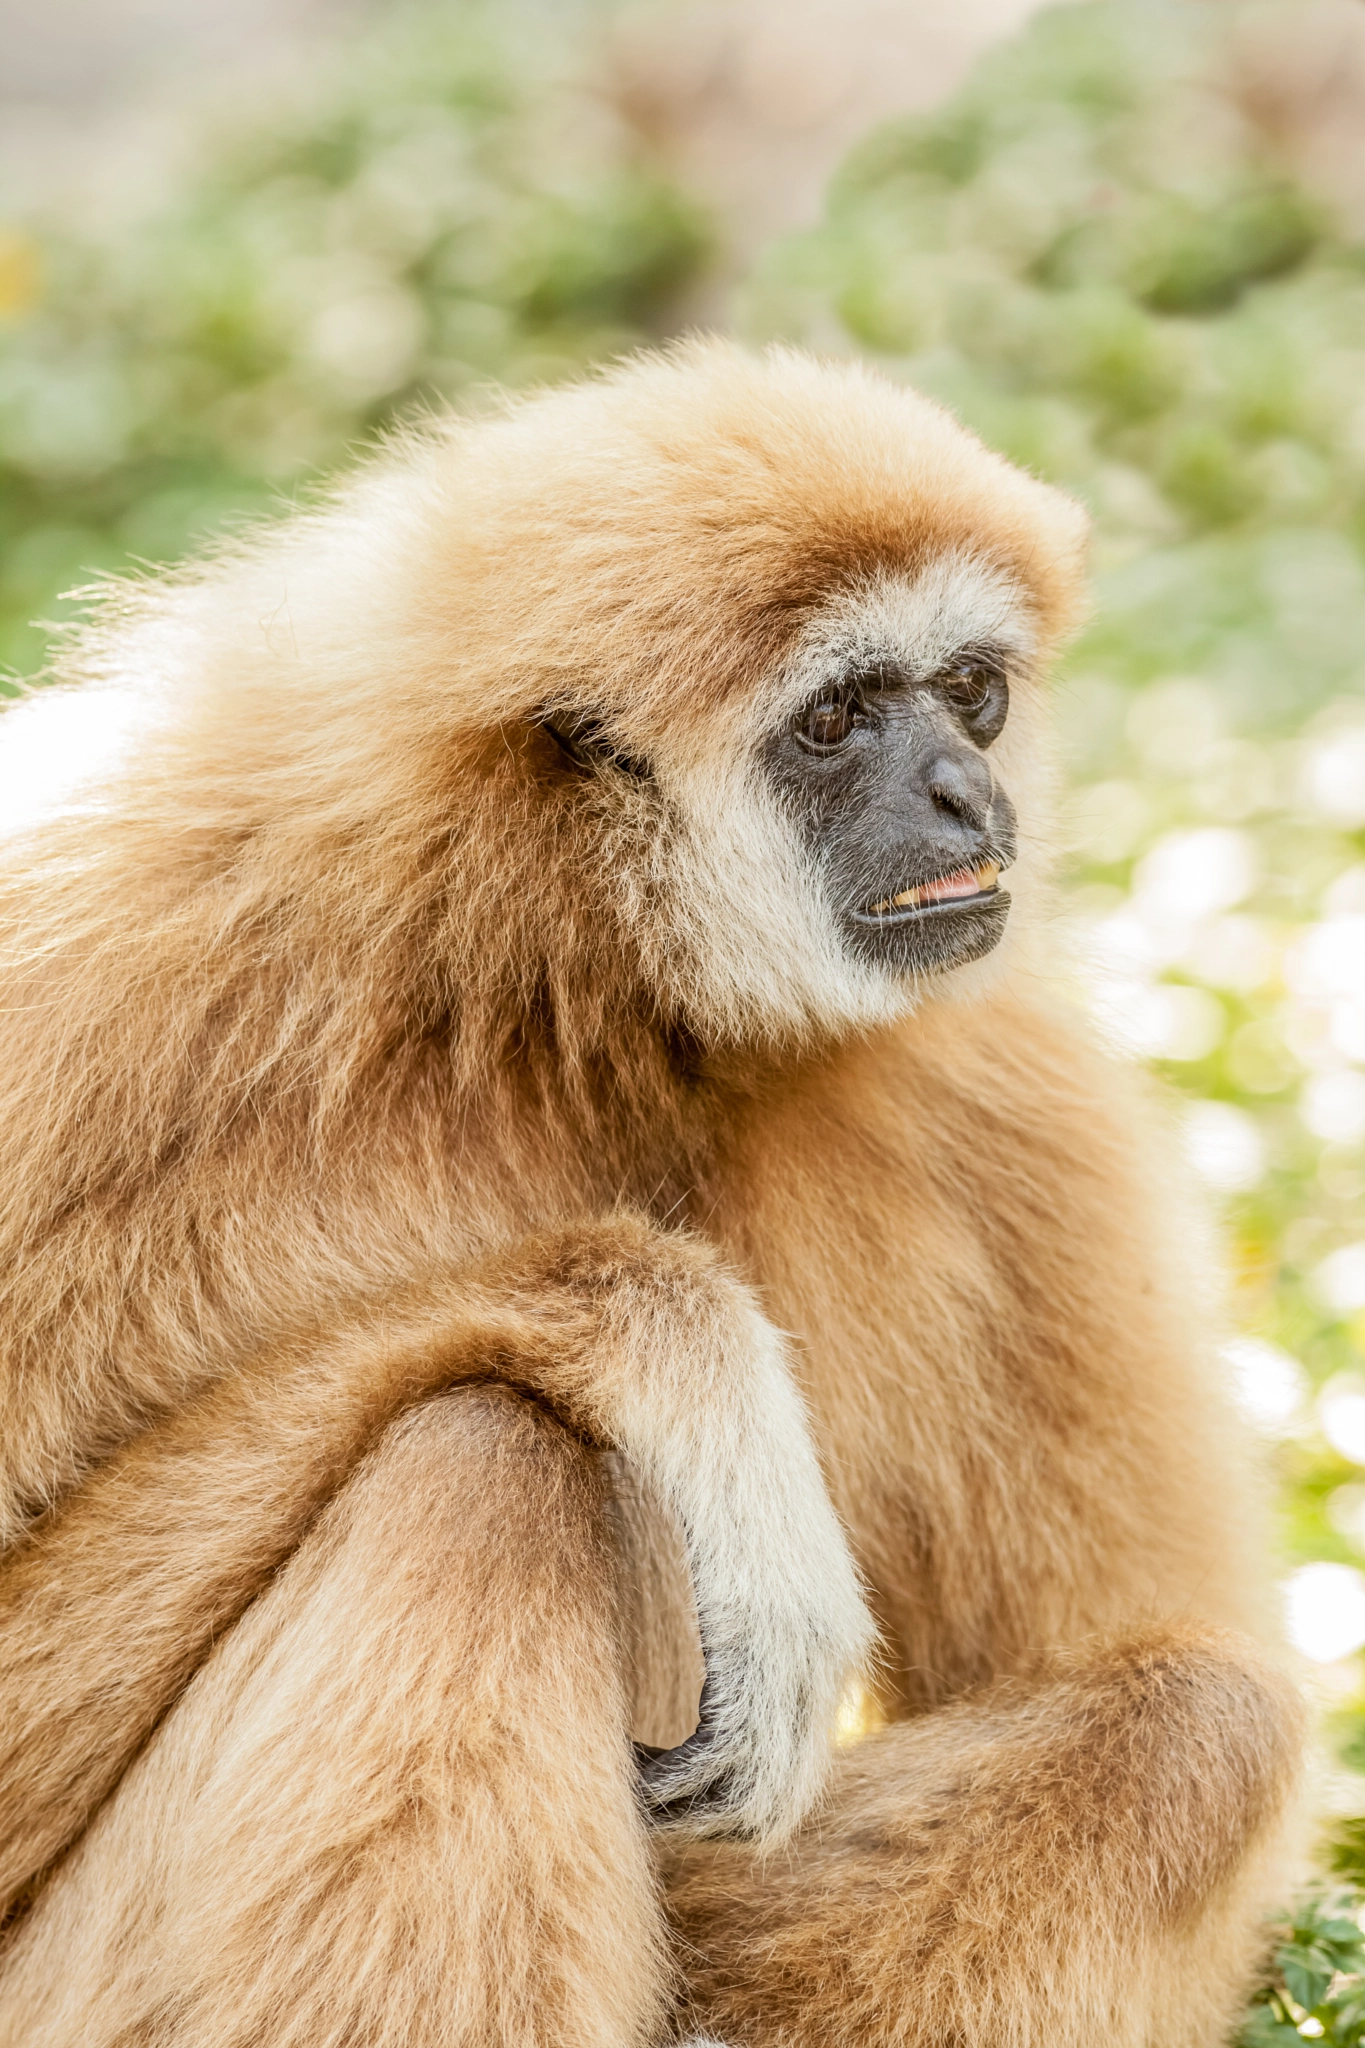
[770,568,1035,725]
[843,639,1013,691]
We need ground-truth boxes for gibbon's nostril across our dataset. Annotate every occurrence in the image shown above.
[925,751,992,833]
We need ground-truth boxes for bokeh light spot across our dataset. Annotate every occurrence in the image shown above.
[1185,1101,1265,1191]
[1285,1561,1365,1664]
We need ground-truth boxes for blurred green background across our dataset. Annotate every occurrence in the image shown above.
[0,0,708,678]
[4,0,1365,2033]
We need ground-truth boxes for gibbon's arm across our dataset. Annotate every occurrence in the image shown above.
[0,1215,871,1915]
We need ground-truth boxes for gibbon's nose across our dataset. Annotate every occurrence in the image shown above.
[923,747,994,838]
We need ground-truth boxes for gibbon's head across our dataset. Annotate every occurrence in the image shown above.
[399,341,1089,1053]
[60,341,1088,1063]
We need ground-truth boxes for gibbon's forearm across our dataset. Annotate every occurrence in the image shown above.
[0,1216,870,1915]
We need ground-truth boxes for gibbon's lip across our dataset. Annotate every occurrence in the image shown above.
[853,860,1003,924]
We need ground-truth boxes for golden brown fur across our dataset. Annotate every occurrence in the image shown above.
[668,1629,1302,2048]
[0,340,1303,2045]
[1,1387,666,2048]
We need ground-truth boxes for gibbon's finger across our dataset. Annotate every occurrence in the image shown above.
[635,1678,738,1828]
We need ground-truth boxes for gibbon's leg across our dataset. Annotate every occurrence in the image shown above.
[0,1216,870,1915]
[665,1628,1305,2048]
[0,1386,669,2048]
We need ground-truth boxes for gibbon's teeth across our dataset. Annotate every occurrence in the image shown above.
[868,861,1001,917]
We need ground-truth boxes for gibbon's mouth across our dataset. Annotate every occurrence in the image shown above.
[851,860,1004,926]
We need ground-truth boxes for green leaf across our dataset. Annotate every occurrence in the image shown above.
[1279,1944,1336,2014]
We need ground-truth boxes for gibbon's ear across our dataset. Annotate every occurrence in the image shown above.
[537,708,653,783]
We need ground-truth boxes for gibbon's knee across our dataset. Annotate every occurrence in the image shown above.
[665,1626,1305,2048]
[0,1386,669,2048]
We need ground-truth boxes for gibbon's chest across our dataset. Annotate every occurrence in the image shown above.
[700,1001,1073,1490]
[691,998,1210,1700]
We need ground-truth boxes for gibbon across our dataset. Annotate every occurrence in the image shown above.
[0,340,1304,2048]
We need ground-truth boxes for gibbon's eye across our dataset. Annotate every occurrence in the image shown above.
[796,689,861,754]
[937,657,1009,747]
[539,709,651,782]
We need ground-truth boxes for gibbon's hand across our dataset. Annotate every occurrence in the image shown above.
[529,1219,875,1844]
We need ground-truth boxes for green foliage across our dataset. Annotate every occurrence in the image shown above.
[1331,1816,1365,1885]
[0,0,708,678]
[1241,1895,1365,2045]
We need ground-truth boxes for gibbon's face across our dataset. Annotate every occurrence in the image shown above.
[539,551,1044,1045]
[760,557,1025,986]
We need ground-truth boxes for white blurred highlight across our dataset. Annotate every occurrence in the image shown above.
[1184,1100,1265,1190]
[1132,827,1255,922]
[1223,1334,1305,1431]
[1285,916,1365,1068]
[1082,829,1260,1060]
[1325,865,1365,917]
[1305,726,1365,828]
[0,687,140,838]
[1189,914,1275,994]
[1328,1483,1365,1547]
[1314,1242,1365,1317]
[1302,1069,1365,1145]
[1284,1561,1365,1663]
[1090,981,1221,1060]
[1286,917,1365,1004]
[1321,1377,1365,1464]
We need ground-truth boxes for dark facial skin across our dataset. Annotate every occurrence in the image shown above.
[763,647,1018,978]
